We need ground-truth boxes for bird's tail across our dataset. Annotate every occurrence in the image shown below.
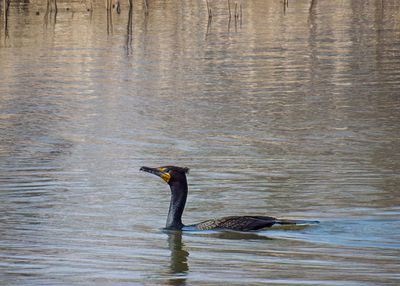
[275,219,319,225]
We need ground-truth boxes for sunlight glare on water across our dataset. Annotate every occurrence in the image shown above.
[0,0,400,285]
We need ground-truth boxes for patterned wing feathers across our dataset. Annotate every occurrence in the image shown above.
[194,216,277,231]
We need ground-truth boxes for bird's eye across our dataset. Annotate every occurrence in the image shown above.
[160,167,170,173]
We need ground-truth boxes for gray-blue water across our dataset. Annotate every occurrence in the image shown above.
[1,0,400,285]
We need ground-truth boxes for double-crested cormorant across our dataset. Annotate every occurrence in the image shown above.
[140,166,319,231]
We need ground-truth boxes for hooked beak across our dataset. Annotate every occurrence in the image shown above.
[140,166,171,183]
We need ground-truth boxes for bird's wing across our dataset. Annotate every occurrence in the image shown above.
[193,216,278,231]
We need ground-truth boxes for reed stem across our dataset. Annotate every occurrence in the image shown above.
[206,0,212,18]
[144,0,148,15]
[234,2,238,18]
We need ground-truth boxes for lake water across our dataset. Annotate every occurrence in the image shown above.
[1,0,400,285]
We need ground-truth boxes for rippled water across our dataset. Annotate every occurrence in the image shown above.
[1,0,400,285]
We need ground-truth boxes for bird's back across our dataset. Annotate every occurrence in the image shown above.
[190,216,278,231]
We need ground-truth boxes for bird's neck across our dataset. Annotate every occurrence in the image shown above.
[166,181,188,230]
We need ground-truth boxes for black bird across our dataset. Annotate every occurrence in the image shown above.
[140,166,318,231]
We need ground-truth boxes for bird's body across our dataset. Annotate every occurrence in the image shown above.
[187,216,276,231]
[140,166,318,231]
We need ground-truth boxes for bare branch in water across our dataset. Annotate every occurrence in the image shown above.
[144,0,149,15]
[206,0,212,19]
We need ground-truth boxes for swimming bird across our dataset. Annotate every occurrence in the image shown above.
[140,166,318,231]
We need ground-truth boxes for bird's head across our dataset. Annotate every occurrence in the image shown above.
[140,165,190,185]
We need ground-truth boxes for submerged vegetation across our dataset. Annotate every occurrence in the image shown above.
[0,0,395,45]
[0,0,249,45]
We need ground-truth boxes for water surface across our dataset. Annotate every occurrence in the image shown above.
[1,0,400,285]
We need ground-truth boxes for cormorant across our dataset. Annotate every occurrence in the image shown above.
[140,166,319,231]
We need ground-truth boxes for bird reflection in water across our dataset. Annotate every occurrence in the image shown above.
[166,230,189,286]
